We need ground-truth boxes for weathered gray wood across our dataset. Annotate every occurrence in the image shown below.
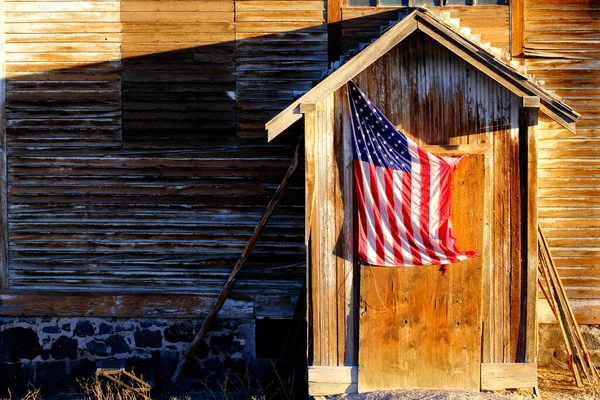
[171,141,301,383]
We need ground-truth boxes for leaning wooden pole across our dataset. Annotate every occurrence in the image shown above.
[171,139,301,383]
[538,224,600,387]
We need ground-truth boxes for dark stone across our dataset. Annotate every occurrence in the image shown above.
[106,334,130,354]
[74,321,95,337]
[144,320,167,328]
[50,336,78,360]
[86,340,107,356]
[42,325,61,334]
[0,327,42,362]
[41,317,53,323]
[36,361,68,392]
[41,349,51,360]
[164,321,194,343]
[115,323,135,332]
[210,333,234,353]
[0,362,20,384]
[70,359,96,380]
[98,323,114,335]
[20,362,35,382]
[156,350,178,377]
[203,357,224,377]
[207,319,238,331]
[0,363,24,396]
[134,329,162,348]
[195,341,210,359]
[61,323,71,332]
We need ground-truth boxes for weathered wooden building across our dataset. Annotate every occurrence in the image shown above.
[0,0,597,395]
[267,9,579,394]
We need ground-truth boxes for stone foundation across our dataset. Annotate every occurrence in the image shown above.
[0,317,257,396]
[538,324,600,368]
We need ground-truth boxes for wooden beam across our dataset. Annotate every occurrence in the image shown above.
[481,363,537,391]
[300,103,317,113]
[522,96,540,108]
[0,291,299,319]
[308,366,358,396]
[510,0,524,59]
[421,143,492,156]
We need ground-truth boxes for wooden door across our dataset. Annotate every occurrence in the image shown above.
[358,154,485,392]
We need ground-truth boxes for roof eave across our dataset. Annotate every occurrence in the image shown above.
[266,9,580,140]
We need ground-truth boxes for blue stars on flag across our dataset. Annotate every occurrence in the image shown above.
[348,81,411,173]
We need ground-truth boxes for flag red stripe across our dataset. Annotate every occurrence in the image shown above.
[354,160,368,263]
[401,171,422,265]
[384,168,403,264]
[417,147,441,264]
[369,163,385,265]
[438,160,460,264]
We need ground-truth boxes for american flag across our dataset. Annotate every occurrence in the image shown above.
[348,81,477,266]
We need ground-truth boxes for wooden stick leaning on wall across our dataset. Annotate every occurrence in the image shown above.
[538,224,600,387]
[171,138,302,383]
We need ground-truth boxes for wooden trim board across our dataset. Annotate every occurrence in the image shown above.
[481,363,537,391]
[0,291,297,319]
[308,366,358,396]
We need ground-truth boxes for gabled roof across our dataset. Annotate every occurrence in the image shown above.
[266,8,580,141]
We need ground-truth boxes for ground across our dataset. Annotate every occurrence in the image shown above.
[325,368,599,400]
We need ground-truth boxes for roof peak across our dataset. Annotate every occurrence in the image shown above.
[266,8,580,140]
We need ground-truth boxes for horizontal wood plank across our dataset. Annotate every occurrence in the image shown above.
[480,363,537,390]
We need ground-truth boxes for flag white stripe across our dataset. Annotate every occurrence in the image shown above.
[376,166,395,265]
[408,141,431,264]
[427,155,451,263]
[361,162,377,264]
[393,169,413,265]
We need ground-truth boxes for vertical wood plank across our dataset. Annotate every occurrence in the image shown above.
[0,0,7,289]
[509,95,522,362]
[310,94,339,366]
[510,0,524,59]
[304,108,318,364]
[334,85,357,366]
[481,152,494,363]
[328,0,341,62]
[524,106,538,363]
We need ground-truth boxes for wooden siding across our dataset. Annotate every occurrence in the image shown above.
[235,0,327,137]
[121,0,236,145]
[341,6,509,55]
[524,0,600,323]
[4,0,122,148]
[2,0,315,314]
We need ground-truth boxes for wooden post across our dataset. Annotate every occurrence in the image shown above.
[519,105,538,364]
[510,0,525,59]
[306,94,338,366]
[0,0,8,290]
